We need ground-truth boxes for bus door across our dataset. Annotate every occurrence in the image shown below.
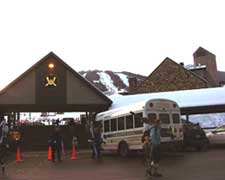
[158,113,173,142]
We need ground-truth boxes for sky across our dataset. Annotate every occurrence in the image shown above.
[1,0,225,90]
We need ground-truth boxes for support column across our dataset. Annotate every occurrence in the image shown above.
[186,114,189,122]
[11,112,16,127]
[16,112,20,122]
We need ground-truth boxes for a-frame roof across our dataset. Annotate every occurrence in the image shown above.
[144,57,208,84]
[0,52,112,112]
[135,57,208,93]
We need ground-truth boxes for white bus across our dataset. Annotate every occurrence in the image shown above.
[95,98,183,157]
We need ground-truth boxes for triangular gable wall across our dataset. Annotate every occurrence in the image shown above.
[0,52,112,112]
[135,58,208,93]
[0,70,35,104]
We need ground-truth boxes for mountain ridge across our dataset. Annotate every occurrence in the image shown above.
[79,70,146,95]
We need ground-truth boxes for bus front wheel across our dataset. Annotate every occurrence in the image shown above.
[118,142,129,158]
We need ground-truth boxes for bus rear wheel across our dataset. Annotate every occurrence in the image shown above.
[119,143,129,158]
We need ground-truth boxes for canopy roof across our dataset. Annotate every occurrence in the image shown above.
[108,87,225,115]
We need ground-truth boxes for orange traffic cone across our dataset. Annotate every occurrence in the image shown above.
[16,145,23,163]
[48,146,52,161]
[71,144,77,160]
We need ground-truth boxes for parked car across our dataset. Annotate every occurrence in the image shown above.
[206,125,225,145]
[182,120,209,151]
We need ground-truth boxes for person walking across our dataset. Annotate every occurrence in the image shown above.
[50,127,63,162]
[149,118,162,177]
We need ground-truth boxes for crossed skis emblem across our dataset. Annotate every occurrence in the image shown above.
[45,76,57,87]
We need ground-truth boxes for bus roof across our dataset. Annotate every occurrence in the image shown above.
[95,98,177,121]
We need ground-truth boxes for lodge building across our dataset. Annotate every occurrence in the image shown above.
[129,47,225,94]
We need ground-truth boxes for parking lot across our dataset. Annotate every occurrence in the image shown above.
[1,148,225,180]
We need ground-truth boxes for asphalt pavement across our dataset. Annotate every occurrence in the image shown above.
[1,148,225,180]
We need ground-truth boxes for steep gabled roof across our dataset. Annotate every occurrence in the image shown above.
[141,57,208,86]
[0,52,112,112]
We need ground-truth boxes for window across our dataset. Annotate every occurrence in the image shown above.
[172,114,180,124]
[147,113,157,124]
[118,117,125,130]
[135,113,143,128]
[126,115,133,129]
[159,114,170,124]
[111,118,117,131]
[104,120,110,132]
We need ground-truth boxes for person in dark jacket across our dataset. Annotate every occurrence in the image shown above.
[0,118,9,173]
[149,118,162,177]
[93,125,103,160]
[50,127,63,162]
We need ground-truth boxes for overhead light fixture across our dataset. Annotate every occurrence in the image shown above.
[48,63,54,69]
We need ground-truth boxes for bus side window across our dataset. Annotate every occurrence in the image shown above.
[104,120,110,132]
[111,118,117,132]
[172,114,180,124]
[126,115,133,129]
[135,113,143,128]
[118,117,125,130]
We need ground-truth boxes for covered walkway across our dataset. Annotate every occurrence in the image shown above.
[109,86,225,115]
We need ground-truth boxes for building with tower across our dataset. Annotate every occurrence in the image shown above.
[129,47,225,94]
